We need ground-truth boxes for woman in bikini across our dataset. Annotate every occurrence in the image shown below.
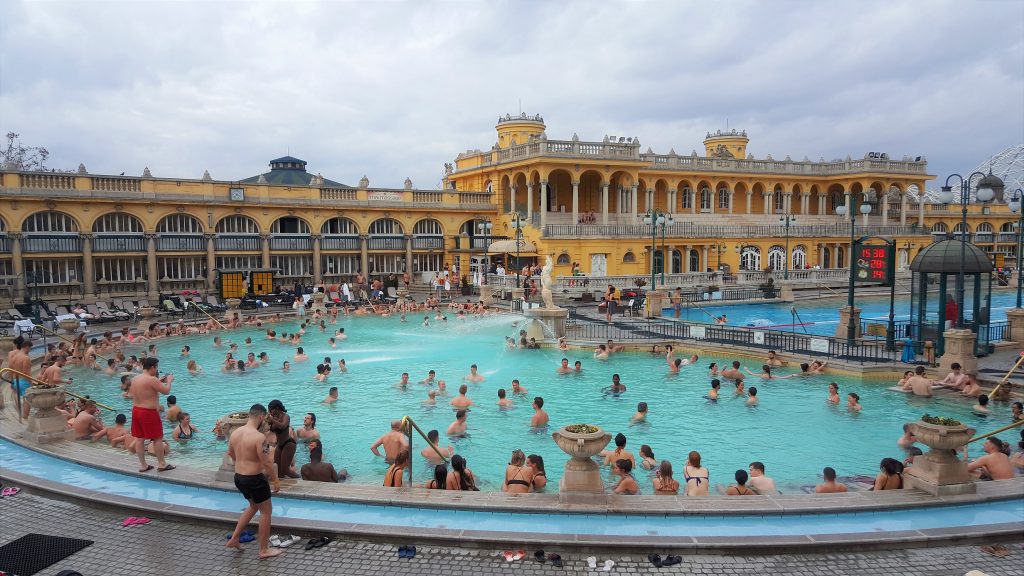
[425,463,447,489]
[638,445,658,471]
[873,457,904,491]
[612,459,639,495]
[683,450,710,496]
[383,450,410,487]
[503,449,535,493]
[527,454,547,492]
[652,460,680,495]
[171,412,198,441]
[446,455,478,491]
[726,469,755,495]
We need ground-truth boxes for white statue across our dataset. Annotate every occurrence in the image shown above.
[541,255,555,309]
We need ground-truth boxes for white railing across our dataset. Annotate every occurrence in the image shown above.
[542,223,932,239]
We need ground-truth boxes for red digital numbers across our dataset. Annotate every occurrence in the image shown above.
[857,245,890,283]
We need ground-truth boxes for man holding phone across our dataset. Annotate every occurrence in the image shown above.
[129,357,174,472]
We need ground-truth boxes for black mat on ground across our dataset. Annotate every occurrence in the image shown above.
[0,533,93,576]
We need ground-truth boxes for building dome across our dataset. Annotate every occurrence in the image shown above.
[909,240,992,274]
[239,156,349,187]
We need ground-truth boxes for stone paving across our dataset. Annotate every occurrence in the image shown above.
[1,491,1020,576]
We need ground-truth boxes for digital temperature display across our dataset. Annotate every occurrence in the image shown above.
[855,245,891,283]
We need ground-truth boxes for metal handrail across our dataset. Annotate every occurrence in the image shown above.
[967,419,1024,444]
[185,300,227,330]
[401,415,449,487]
[0,367,115,411]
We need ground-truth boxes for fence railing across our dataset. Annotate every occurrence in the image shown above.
[22,234,82,253]
[214,234,261,251]
[321,235,359,250]
[412,236,444,250]
[157,235,206,252]
[0,235,9,253]
[91,234,146,252]
[367,236,404,250]
[565,317,901,363]
[269,235,312,251]
[542,222,932,239]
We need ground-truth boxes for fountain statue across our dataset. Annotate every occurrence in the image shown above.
[522,254,569,339]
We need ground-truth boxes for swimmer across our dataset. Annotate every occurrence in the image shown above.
[574,360,583,372]
[530,396,549,427]
[897,423,916,448]
[746,387,759,406]
[720,361,743,381]
[420,370,437,385]
[437,380,447,395]
[322,386,339,404]
[960,375,982,397]
[631,402,648,423]
[282,360,290,373]
[450,384,473,409]
[180,345,190,358]
[421,429,454,465]
[396,372,411,389]
[423,389,437,406]
[708,379,721,400]
[766,350,787,367]
[603,374,627,395]
[809,360,827,374]
[259,352,269,364]
[294,347,308,362]
[846,392,861,412]
[335,328,347,341]
[464,364,485,383]
[669,358,682,374]
[601,432,636,468]
[594,344,609,361]
[679,354,699,366]
[827,382,840,404]
[497,388,513,408]
[447,410,468,436]
[511,379,527,395]
[213,336,222,348]
[558,337,567,352]
[556,358,573,374]
[708,362,719,377]
[904,366,934,397]
[973,394,990,415]
[606,339,625,353]
[329,338,336,348]
[734,379,745,396]
[370,420,410,463]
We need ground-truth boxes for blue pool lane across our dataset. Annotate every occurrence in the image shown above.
[3,440,1021,537]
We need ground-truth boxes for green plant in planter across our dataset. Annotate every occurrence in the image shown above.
[921,414,962,426]
[565,423,599,434]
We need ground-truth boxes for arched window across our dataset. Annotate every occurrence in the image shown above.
[93,213,143,233]
[270,217,310,234]
[216,215,259,234]
[320,217,358,235]
[556,253,571,265]
[821,247,832,269]
[700,187,712,211]
[931,222,948,233]
[671,250,682,274]
[1000,222,1016,233]
[836,246,846,268]
[23,211,78,232]
[740,246,761,271]
[953,222,971,235]
[653,250,664,274]
[623,251,636,263]
[768,245,786,271]
[830,191,845,213]
[688,249,700,273]
[898,249,909,271]
[369,218,403,235]
[975,222,993,233]
[0,218,6,232]
[774,188,785,212]
[413,219,443,236]
[680,187,692,210]
[791,245,807,269]
[157,214,203,233]
[718,187,730,209]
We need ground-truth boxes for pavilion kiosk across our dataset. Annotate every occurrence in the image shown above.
[217,268,277,299]
[909,240,993,361]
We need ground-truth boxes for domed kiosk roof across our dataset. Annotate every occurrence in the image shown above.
[910,240,992,274]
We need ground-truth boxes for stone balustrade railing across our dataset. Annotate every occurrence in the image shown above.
[542,223,933,239]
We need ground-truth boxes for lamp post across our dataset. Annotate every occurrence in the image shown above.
[512,213,524,289]
[835,193,872,345]
[642,209,671,289]
[1008,189,1024,307]
[778,213,796,279]
[478,219,492,285]
[939,171,1002,328]
[711,243,727,273]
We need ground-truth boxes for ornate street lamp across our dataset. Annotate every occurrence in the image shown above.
[642,209,672,289]
[478,219,492,285]
[512,213,524,289]
[1007,188,1024,307]
[778,213,797,279]
[836,194,872,345]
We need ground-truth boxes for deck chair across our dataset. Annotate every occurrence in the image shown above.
[96,301,130,320]
[86,304,115,323]
[5,308,26,321]
[206,295,226,311]
[384,286,398,303]
[162,299,185,316]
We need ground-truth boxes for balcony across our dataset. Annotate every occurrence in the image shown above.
[22,234,82,253]
[215,234,261,251]
[974,233,995,243]
[998,233,1018,243]
[157,234,206,252]
[412,236,444,250]
[367,236,404,250]
[0,235,9,254]
[91,234,146,252]
[321,235,359,250]
[269,234,312,251]
[542,223,932,240]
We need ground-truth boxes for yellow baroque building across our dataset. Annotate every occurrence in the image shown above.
[0,114,1018,304]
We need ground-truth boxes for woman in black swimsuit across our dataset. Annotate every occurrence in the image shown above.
[726,469,755,495]
[503,449,534,493]
[384,450,410,487]
[267,399,299,478]
[425,463,448,489]
[527,454,547,492]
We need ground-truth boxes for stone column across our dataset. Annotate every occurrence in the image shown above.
[260,234,271,268]
[818,195,826,214]
[145,233,159,299]
[359,235,369,276]
[539,180,549,228]
[601,183,609,224]
[881,198,890,224]
[510,185,517,214]
[526,183,534,220]
[845,194,852,218]
[571,181,579,224]
[900,192,908,225]
[728,191,735,214]
[684,245,692,272]
[702,246,709,273]
[404,234,414,273]
[708,190,715,215]
[11,233,25,301]
[939,329,978,375]
[312,234,323,284]
[691,190,698,214]
[818,245,825,268]
[745,192,752,214]
[634,186,642,216]
[81,233,95,303]
[918,195,925,227]
[205,233,216,292]
[764,193,771,215]
[668,189,676,214]
[1006,308,1024,343]
[836,306,862,339]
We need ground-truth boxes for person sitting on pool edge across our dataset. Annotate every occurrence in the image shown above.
[725,469,755,496]
[301,444,347,483]
[747,461,776,494]
[814,466,848,493]
[503,449,535,493]
[967,437,1014,481]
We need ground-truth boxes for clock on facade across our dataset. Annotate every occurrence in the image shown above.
[229,187,245,201]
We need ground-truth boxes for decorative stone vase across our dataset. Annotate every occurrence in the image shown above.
[224,298,242,321]
[552,425,612,494]
[311,291,327,314]
[23,385,71,443]
[905,420,977,496]
[59,318,81,333]
[137,306,156,319]
[214,411,251,481]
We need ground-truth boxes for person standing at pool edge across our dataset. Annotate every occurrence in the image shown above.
[226,403,282,559]
[129,357,174,472]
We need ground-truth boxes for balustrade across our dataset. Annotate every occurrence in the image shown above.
[367,236,404,250]
[320,187,357,201]
[321,235,359,250]
[22,234,82,253]
[91,234,146,252]
[412,236,444,250]
[91,177,141,192]
[156,235,206,252]
[542,222,932,239]
[412,191,443,203]
[269,235,312,251]
[20,173,75,189]
[0,235,9,253]
[214,234,261,251]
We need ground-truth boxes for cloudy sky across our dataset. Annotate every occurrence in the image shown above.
[2,0,1021,189]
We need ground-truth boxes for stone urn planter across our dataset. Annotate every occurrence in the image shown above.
[59,318,81,333]
[23,385,71,443]
[552,424,612,494]
[214,411,252,481]
[137,306,156,319]
[223,298,242,321]
[311,291,327,314]
[905,416,977,496]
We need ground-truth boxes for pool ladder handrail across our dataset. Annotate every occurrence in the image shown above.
[0,367,116,411]
[185,300,227,330]
[966,418,1024,445]
[401,415,449,487]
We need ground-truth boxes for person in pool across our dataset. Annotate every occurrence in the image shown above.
[322,387,338,404]
[601,432,636,468]
[612,459,639,495]
[497,388,513,408]
[420,429,454,465]
[720,361,743,381]
[502,449,535,494]
[827,382,840,404]
[556,358,573,374]
[603,374,627,395]
[447,410,468,436]
[297,412,320,443]
[464,364,485,383]
[631,402,648,423]
[815,466,848,493]
[708,379,721,401]
[171,412,198,441]
[511,379,527,396]
[746,387,759,406]
[708,362,719,377]
[530,397,549,427]
[725,469,755,496]
[847,392,862,412]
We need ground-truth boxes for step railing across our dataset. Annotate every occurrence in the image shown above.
[400,415,450,486]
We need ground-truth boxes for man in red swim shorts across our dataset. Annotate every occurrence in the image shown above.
[130,357,174,472]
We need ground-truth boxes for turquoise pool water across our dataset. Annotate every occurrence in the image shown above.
[663,291,1018,336]
[3,441,1021,536]
[61,314,1014,491]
